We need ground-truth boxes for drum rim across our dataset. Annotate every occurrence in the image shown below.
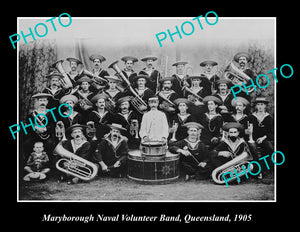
[127,175,179,183]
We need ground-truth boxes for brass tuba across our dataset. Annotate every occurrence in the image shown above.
[211,151,254,185]
[53,141,98,181]
[223,61,254,93]
[108,61,148,114]
[51,60,73,89]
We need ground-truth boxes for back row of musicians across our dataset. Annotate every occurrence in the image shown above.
[20,52,274,182]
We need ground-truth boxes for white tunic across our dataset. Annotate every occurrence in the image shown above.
[139,109,169,141]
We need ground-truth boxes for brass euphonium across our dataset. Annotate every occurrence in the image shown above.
[108,61,148,114]
[223,61,254,93]
[51,60,73,89]
[211,151,254,185]
[53,141,98,181]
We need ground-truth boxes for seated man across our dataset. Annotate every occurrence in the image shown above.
[210,122,252,170]
[58,124,92,184]
[94,123,129,178]
[169,122,213,180]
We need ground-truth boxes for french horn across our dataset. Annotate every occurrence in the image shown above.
[53,141,98,181]
[211,151,254,185]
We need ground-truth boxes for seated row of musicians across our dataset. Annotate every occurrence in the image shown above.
[21,90,273,183]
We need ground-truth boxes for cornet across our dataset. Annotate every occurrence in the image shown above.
[55,121,67,141]
[169,120,178,142]
[247,122,255,143]
[130,119,139,139]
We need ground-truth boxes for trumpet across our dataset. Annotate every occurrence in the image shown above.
[108,61,148,114]
[86,121,97,141]
[55,121,67,141]
[51,60,73,89]
[53,141,98,181]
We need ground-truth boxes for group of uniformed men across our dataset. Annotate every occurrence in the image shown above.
[20,51,274,184]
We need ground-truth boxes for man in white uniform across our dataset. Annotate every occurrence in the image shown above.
[139,97,169,142]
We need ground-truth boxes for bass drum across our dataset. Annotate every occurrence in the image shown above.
[128,150,180,184]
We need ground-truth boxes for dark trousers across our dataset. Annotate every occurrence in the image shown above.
[181,161,214,180]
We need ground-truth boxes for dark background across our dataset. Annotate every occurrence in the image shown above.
[6,1,297,229]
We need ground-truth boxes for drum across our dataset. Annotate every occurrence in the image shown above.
[128,150,180,184]
[140,141,167,158]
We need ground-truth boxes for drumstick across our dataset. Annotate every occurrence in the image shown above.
[189,153,200,165]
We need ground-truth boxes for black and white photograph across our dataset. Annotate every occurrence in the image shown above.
[16,16,277,202]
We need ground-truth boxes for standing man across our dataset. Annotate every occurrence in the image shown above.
[200,96,223,149]
[94,123,129,178]
[66,57,83,83]
[133,75,155,106]
[139,97,169,143]
[86,93,115,142]
[157,77,180,120]
[89,54,109,80]
[200,60,220,94]
[233,52,255,80]
[139,55,161,93]
[169,122,213,180]
[57,94,84,129]
[249,97,274,177]
[113,96,141,149]
[171,61,190,96]
[213,79,234,120]
[120,56,138,88]
[21,93,56,160]
[42,71,66,109]
[169,98,196,142]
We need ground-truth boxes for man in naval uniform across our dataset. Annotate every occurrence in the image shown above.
[171,61,190,97]
[139,55,161,93]
[169,122,213,180]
